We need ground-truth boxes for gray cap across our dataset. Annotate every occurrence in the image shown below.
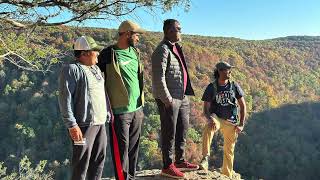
[216,61,234,70]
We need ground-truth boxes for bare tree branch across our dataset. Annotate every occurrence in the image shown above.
[0,0,190,28]
[0,0,191,71]
[0,52,11,59]
[1,18,26,28]
[4,56,45,72]
[0,33,61,72]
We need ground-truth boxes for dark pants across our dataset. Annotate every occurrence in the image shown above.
[71,125,107,180]
[111,108,144,180]
[156,96,190,169]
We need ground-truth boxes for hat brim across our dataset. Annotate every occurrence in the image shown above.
[90,45,104,51]
[217,65,234,70]
[132,28,146,34]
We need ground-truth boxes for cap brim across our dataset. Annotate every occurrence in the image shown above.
[217,65,234,70]
[91,45,104,51]
[133,28,146,34]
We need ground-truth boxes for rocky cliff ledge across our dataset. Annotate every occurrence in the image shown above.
[103,169,243,180]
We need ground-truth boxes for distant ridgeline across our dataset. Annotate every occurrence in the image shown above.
[0,25,319,180]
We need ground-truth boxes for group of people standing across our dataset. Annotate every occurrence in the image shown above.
[58,19,246,180]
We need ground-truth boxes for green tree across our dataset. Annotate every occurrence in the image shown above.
[0,156,53,180]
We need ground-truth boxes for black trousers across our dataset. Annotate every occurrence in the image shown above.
[110,108,144,180]
[71,124,107,180]
[155,96,190,169]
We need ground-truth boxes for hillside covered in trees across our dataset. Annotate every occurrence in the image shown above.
[0,25,319,179]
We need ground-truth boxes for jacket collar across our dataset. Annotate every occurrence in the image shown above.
[162,39,182,49]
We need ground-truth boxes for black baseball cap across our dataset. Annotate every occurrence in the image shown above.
[216,61,234,70]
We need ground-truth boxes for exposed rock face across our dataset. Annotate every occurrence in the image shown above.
[103,169,243,180]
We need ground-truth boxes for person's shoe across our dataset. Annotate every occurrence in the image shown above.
[199,155,209,170]
[174,161,199,171]
[161,163,185,179]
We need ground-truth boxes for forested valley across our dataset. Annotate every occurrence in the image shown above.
[1,25,319,180]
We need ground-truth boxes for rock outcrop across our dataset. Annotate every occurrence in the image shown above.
[102,169,243,180]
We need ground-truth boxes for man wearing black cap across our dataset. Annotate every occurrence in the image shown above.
[199,61,246,178]
[97,20,145,180]
[58,36,110,180]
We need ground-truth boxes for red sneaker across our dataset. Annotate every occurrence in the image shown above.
[161,163,185,179]
[174,161,199,171]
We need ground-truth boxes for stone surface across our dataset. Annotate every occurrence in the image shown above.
[102,169,243,180]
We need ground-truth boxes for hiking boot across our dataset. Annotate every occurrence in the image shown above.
[174,161,199,171]
[161,163,185,179]
[199,156,209,170]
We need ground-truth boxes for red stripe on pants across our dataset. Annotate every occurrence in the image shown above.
[110,115,125,180]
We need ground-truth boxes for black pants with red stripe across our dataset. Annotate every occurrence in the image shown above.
[110,108,144,180]
[155,96,190,169]
[71,125,107,180]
